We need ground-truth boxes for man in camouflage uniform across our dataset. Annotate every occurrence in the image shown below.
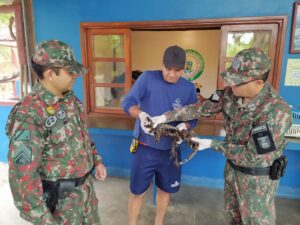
[151,48,292,225]
[6,40,107,225]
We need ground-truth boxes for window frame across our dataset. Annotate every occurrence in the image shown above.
[0,1,34,106]
[80,16,287,131]
[0,3,23,105]
[83,28,131,115]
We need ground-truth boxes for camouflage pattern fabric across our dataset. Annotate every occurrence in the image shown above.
[220,47,271,86]
[32,39,87,76]
[53,176,100,224]
[6,82,102,224]
[164,82,292,224]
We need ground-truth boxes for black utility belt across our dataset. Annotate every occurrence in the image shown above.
[42,171,91,213]
[227,155,287,180]
[44,172,90,198]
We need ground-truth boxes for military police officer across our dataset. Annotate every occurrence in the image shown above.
[6,40,106,225]
[151,48,292,225]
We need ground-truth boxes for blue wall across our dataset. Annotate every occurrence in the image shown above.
[0,0,299,198]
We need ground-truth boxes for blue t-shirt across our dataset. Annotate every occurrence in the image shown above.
[122,70,198,150]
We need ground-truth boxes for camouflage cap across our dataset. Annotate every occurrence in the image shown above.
[32,40,87,76]
[220,47,271,85]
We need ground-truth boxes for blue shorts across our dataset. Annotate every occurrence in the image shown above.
[130,144,181,195]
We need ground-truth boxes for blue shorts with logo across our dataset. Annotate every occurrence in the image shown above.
[130,144,181,195]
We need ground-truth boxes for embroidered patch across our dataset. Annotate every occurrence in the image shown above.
[56,109,66,120]
[252,123,276,154]
[15,130,30,141]
[252,124,267,134]
[45,106,56,115]
[44,116,58,128]
[15,143,31,165]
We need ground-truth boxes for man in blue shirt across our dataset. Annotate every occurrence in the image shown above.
[122,45,198,225]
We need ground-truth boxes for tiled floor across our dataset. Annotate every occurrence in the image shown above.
[1,162,299,225]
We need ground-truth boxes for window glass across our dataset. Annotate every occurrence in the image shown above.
[93,35,124,58]
[226,31,271,57]
[94,61,125,83]
[0,11,19,101]
[95,87,124,108]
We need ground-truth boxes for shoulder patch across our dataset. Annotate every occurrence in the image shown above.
[15,143,32,165]
[15,130,31,141]
[252,123,276,154]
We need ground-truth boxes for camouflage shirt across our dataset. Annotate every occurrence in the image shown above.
[5,82,102,224]
[165,82,292,167]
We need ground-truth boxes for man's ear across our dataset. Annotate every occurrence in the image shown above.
[257,79,264,86]
[44,69,54,81]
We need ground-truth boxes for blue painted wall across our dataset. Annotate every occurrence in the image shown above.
[0,0,299,198]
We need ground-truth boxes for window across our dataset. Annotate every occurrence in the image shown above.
[0,2,31,105]
[218,24,279,89]
[84,29,131,114]
[81,16,287,132]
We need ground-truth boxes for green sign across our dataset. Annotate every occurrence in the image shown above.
[183,49,204,81]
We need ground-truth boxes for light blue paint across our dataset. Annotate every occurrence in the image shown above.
[0,106,13,162]
[0,0,299,199]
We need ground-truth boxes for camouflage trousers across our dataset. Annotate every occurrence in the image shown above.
[53,176,101,225]
[224,162,279,225]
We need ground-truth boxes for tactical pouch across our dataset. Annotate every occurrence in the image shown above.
[58,180,76,198]
[130,138,139,153]
[42,180,59,213]
[42,172,90,213]
[270,155,288,180]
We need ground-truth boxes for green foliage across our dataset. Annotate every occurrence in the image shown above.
[0,12,13,25]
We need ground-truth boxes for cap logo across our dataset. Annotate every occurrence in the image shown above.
[232,57,241,70]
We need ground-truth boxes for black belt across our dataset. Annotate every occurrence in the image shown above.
[227,159,271,176]
[60,172,90,187]
[42,171,91,213]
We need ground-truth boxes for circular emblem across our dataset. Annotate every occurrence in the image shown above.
[183,49,204,81]
[44,116,58,128]
[56,110,67,120]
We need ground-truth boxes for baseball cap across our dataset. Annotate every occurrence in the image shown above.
[163,45,186,70]
[32,40,87,76]
[220,47,271,86]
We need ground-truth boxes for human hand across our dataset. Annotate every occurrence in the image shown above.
[152,115,167,128]
[191,137,212,151]
[176,123,188,144]
[139,112,152,134]
[94,163,107,181]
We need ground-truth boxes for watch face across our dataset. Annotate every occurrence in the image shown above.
[183,49,205,81]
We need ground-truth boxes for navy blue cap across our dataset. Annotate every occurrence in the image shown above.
[163,45,186,70]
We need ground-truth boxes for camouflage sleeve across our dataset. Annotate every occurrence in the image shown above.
[164,90,225,122]
[210,101,292,167]
[91,141,103,166]
[266,101,292,151]
[6,106,56,224]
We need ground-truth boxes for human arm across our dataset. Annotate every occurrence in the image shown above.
[90,142,107,181]
[6,106,57,224]
[128,105,152,134]
[122,73,152,134]
[94,162,107,181]
[152,89,226,127]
